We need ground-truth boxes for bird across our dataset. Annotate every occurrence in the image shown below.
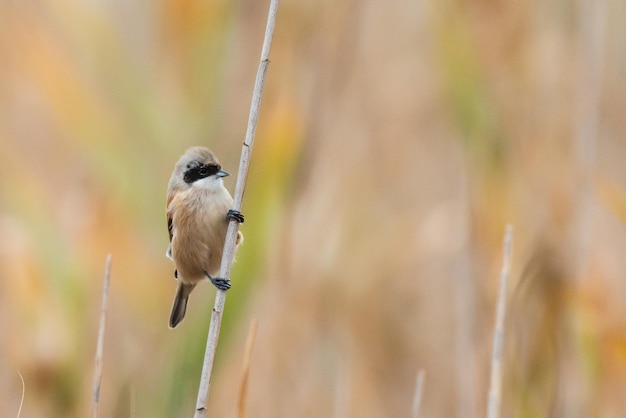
[165,146,244,328]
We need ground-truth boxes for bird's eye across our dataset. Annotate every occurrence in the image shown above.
[198,165,209,176]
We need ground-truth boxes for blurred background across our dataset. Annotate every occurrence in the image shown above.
[1,0,626,417]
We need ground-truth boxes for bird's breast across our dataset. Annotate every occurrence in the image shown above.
[170,188,233,281]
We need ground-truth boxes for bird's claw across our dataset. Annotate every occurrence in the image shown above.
[205,271,231,290]
[226,209,244,223]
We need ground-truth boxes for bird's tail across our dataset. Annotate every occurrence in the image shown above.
[169,283,196,328]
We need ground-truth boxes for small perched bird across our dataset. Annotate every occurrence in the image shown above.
[165,146,244,328]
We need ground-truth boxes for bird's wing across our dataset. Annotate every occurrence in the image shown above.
[166,192,175,242]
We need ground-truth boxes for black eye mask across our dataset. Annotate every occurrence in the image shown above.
[183,161,221,184]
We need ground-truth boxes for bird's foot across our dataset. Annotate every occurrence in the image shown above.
[205,271,231,290]
[226,209,244,223]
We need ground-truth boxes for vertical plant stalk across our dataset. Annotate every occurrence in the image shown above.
[236,319,259,418]
[455,170,477,418]
[16,371,25,418]
[569,0,606,279]
[194,1,279,416]
[332,357,350,418]
[411,369,426,418]
[487,226,514,418]
[92,254,112,418]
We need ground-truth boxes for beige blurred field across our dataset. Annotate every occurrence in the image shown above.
[1,1,626,417]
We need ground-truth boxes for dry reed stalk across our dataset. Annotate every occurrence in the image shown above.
[569,0,606,280]
[455,172,477,418]
[16,371,24,418]
[332,360,350,418]
[92,254,112,418]
[486,226,514,418]
[236,319,258,418]
[193,1,279,416]
[411,369,425,418]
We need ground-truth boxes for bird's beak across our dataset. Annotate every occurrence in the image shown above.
[216,170,230,178]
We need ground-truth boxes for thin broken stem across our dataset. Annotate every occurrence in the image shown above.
[236,319,259,418]
[487,226,514,418]
[193,1,279,416]
[92,254,112,418]
[16,371,24,418]
[411,369,426,418]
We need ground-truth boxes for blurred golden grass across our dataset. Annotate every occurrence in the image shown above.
[1,0,626,417]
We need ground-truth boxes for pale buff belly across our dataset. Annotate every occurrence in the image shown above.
[171,191,231,283]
